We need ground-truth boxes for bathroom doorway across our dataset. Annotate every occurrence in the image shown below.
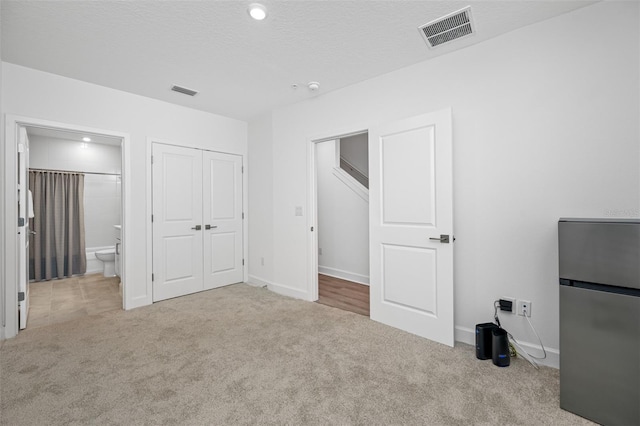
[24,127,124,328]
[4,115,130,337]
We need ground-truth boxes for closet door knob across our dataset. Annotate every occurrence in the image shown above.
[205,224,217,230]
[191,225,202,231]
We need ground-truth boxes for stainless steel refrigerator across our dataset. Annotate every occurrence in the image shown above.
[559,218,640,425]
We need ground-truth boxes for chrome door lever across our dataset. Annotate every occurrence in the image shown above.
[429,234,450,243]
[191,225,202,230]
[205,225,218,230]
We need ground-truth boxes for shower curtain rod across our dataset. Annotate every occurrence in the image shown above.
[29,168,121,177]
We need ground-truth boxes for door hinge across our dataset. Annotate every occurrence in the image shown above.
[242,212,245,219]
[151,214,154,222]
[151,155,154,164]
[152,273,155,281]
[311,226,314,232]
[18,292,25,302]
[242,259,245,266]
[241,165,244,173]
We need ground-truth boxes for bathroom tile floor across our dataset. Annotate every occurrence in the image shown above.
[27,274,122,329]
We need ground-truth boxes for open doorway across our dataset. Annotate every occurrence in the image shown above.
[312,133,370,316]
[22,127,124,329]
[307,110,454,345]
[3,115,129,338]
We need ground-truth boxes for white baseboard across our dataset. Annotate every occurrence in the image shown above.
[454,326,476,347]
[248,275,309,300]
[244,279,266,289]
[247,275,271,288]
[318,266,369,285]
[86,247,112,275]
[126,294,152,310]
[455,325,559,369]
[85,259,102,275]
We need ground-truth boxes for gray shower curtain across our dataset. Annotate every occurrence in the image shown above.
[29,170,87,281]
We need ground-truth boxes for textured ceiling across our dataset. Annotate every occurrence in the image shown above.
[1,1,597,121]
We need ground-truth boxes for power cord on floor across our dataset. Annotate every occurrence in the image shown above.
[523,313,547,361]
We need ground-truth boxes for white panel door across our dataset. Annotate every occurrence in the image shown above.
[152,144,204,302]
[18,127,30,329]
[202,151,243,289]
[369,108,454,346]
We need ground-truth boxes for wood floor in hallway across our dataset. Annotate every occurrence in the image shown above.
[27,273,122,329]
[317,274,369,316]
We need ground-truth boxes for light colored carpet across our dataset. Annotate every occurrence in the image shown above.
[1,284,592,425]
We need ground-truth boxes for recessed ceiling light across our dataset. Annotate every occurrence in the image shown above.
[248,3,267,20]
[82,137,91,142]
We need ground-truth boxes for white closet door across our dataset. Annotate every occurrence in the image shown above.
[152,144,204,301]
[202,151,243,289]
[369,108,454,347]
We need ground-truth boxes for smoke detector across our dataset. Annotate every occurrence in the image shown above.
[418,6,475,48]
[307,81,320,92]
[171,85,198,96]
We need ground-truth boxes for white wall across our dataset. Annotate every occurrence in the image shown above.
[317,140,369,284]
[339,133,368,176]
[83,175,121,250]
[247,113,274,288]
[248,1,640,366]
[29,136,122,250]
[2,62,247,338]
[29,136,121,174]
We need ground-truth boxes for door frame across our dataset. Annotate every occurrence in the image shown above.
[146,138,248,302]
[2,115,132,339]
[306,125,369,302]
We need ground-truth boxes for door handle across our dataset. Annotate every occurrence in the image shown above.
[29,230,36,236]
[429,234,450,243]
[191,225,202,231]
[205,225,218,230]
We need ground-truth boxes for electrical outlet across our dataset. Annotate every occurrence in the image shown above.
[517,300,532,317]
[499,297,515,313]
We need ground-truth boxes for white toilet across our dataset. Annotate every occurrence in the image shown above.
[95,248,116,277]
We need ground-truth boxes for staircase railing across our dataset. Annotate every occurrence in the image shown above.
[339,157,368,189]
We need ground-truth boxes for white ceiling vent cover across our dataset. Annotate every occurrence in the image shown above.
[418,6,475,48]
[171,85,198,96]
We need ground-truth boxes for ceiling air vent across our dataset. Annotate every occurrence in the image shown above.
[171,85,198,96]
[418,6,474,48]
